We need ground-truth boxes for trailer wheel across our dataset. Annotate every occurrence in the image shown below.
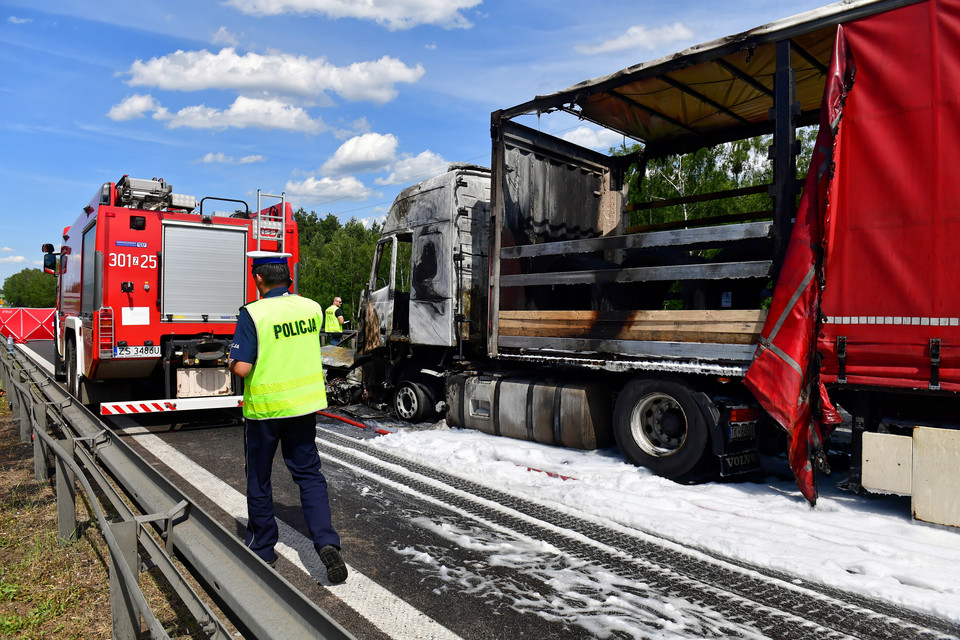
[613,378,709,479]
[394,380,432,423]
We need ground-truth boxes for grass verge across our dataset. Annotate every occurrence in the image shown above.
[0,379,219,638]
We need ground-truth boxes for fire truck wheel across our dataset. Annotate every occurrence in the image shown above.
[394,380,431,423]
[613,378,709,479]
[65,340,78,399]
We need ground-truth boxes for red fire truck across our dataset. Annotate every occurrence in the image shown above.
[41,175,299,415]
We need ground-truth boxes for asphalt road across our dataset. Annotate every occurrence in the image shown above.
[16,341,960,640]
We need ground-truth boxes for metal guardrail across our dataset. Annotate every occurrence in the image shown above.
[0,343,356,640]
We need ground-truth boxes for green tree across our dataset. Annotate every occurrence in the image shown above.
[2,268,56,307]
[294,210,382,324]
[620,128,816,227]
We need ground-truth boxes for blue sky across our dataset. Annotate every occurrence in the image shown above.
[0,0,824,287]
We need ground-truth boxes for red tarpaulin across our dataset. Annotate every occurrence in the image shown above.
[819,0,960,392]
[744,24,854,504]
[0,308,55,343]
[746,0,960,503]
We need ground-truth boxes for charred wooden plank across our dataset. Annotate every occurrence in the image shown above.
[500,221,772,259]
[499,261,772,287]
[498,309,766,344]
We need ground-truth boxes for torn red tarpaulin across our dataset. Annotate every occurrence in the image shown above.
[743,25,854,504]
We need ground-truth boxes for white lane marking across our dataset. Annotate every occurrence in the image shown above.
[18,343,54,374]
[114,421,463,640]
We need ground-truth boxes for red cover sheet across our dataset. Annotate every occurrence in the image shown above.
[745,25,854,504]
[819,0,960,392]
[0,308,55,343]
[746,0,960,502]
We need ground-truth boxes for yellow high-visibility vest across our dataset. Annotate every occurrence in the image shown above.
[243,294,327,419]
[324,304,342,334]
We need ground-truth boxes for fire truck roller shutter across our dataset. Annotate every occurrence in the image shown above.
[160,224,247,322]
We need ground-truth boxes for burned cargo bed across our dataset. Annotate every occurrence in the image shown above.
[484,3,918,372]
[488,121,774,373]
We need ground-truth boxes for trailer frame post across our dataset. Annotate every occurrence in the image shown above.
[769,38,800,282]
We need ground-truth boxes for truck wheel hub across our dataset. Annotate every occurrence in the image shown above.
[630,393,687,457]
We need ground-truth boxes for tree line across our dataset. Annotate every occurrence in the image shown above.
[293,210,383,326]
[1,269,56,307]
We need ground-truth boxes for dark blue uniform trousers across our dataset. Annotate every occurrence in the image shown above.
[244,412,340,562]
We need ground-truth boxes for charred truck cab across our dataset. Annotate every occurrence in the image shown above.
[47,175,298,414]
[359,164,490,422]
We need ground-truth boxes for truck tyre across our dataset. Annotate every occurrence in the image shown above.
[53,346,66,381]
[394,380,432,423]
[613,378,709,479]
[65,339,79,399]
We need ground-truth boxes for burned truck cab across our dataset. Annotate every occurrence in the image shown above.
[360,164,490,419]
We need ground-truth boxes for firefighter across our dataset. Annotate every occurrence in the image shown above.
[227,251,347,584]
[324,296,344,345]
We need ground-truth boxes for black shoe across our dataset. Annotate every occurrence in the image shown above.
[266,556,278,569]
[318,545,347,584]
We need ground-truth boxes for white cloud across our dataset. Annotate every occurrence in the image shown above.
[7,16,32,25]
[124,48,424,104]
[198,152,266,164]
[169,96,325,132]
[358,214,386,229]
[322,133,397,175]
[0,247,14,252]
[106,94,170,121]
[284,175,369,203]
[225,0,481,31]
[575,22,694,55]
[212,26,240,46]
[562,126,628,151]
[107,94,324,132]
[0,255,26,264]
[376,150,448,185]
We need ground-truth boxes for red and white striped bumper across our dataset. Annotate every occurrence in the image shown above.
[101,395,243,415]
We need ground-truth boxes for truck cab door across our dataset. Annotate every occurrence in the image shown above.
[364,237,397,349]
[409,226,455,346]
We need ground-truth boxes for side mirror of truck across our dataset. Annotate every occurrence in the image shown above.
[42,253,57,274]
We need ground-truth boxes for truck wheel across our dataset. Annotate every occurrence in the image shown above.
[613,378,709,479]
[53,347,66,381]
[65,340,78,399]
[394,380,431,423]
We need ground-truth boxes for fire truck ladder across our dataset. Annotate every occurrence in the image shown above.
[256,189,287,254]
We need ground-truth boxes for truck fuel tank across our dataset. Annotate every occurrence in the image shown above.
[446,373,613,450]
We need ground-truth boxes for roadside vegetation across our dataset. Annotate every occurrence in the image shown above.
[0,387,112,638]
[0,269,56,308]
[0,382,212,638]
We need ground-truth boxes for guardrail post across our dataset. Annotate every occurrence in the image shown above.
[108,520,141,640]
[55,438,78,543]
[0,355,9,407]
[32,400,50,482]
[16,371,31,443]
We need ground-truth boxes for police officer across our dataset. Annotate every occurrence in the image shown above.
[324,296,345,346]
[228,251,347,584]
